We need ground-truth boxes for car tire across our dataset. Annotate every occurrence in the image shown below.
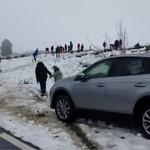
[55,95,75,122]
[140,105,150,139]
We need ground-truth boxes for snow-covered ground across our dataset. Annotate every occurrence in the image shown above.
[0,50,150,150]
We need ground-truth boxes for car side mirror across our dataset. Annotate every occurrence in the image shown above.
[75,73,86,81]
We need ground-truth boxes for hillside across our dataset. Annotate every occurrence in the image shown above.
[0,50,150,150]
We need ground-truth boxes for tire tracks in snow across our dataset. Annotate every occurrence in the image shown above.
[0,97,102,149]
[0,84,90,149]
[68,123,102,150]
[26,87,102,149]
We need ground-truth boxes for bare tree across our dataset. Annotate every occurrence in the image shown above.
[104,33,111,49]
[116,21,128,51]
[123,28,128,49]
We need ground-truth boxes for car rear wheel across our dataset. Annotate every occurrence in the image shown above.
[55,95,75,122]
[140,106,150,139]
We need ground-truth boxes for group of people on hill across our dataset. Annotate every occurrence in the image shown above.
[103,39,123,51]
[54,41,74,57]
[35,62,63,96]
[44,41,74,56]
[32,41,85,61]
[44,41,85,58]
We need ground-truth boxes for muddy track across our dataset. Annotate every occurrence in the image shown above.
[1,101,102,150]
[68,123,102,150]
[7,107,88,149]
[24,107,102,149]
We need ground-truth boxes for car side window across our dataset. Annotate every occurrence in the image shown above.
[127,59,142,75]
[142,58,150,74]
[84,59,114,78]
[112,57,143,76]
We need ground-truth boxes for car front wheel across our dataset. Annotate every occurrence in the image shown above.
[141,106,150,139]
[55,95,75,122]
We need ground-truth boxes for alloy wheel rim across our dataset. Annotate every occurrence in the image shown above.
[142,109,150,136]
[56,98,70,120]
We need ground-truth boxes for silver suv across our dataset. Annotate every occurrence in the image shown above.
[50,54,150,138]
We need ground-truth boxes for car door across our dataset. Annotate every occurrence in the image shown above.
[106,57,150,114]
[71,58,117,110]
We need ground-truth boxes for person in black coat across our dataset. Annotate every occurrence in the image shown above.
[35,62,52,96]
[56,46,60,58]
[81,44,84,51]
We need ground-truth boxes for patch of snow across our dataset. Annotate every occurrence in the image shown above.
[78,121,150,150]
[0,112,78,150]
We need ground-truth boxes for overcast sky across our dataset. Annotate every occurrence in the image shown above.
[0,0,150,52]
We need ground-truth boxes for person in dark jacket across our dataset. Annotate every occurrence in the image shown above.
[65,44,67,52]
[51,46,54,54]
[81,44,84,51]
[56,46,60,58]
[35,62,52,96]
[77,43,80,52]
[70,41,73,53]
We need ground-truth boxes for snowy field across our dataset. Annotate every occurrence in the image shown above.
[0,50,150,150]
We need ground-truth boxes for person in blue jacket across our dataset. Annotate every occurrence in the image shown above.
[32,48,39,62]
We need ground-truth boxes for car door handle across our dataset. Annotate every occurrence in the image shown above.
[134,83,147,87]
[97,83,105,87]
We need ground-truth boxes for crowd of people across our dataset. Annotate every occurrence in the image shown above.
[42,41,85,58]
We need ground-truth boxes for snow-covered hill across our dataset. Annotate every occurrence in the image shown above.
[0,50,150,150]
